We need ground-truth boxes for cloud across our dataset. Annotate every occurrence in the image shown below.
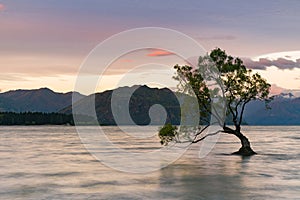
[197,35,236,41]
[0,74,28,82]
[270,84,300,97]
[0,54,81,78]
[0,4,4,11]
[243,57,300,70]
[270,84,285,95]
[119,59,133,63]
[147,49,175,57]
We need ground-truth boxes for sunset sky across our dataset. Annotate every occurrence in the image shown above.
[1,0,300,95]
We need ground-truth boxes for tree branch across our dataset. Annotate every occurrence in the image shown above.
[222,126,236,135]
[195,124,210,136]
[227,94,237,124]
[192,130,223,143]
[238,99,251,126]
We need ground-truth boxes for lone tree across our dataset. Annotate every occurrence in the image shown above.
[159,48,271,156]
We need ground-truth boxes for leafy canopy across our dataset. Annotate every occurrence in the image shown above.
[159,48,271,145]
[159,123,177,145]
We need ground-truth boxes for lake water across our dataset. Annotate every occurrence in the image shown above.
[0,126,299,200]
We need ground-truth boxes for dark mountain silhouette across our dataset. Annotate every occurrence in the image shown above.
[61,85,182,125]
[1,86,300,125]
[0,88,85,113]
[62,87,300,125]
[244,94,300,125]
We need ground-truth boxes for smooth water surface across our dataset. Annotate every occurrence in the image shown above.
[0,126,299,199]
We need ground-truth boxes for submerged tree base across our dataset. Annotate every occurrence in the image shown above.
[232,146,257,156]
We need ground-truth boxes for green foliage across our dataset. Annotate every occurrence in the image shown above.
[158,123,178,145]
[158,48,272,144]
[178,48,271,127]
[209,48,271,126]
[173,64,211,123]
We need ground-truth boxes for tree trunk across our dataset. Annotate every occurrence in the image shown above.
[223,126,256,156]
[232,131,257,156]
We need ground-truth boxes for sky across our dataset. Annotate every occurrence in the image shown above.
[0,0,300,95]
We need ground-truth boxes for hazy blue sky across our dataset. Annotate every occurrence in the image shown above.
[1,0,299,94]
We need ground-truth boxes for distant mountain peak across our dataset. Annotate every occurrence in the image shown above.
[2,87,54,94]
[38,87,53,91]
[0,88,86,113]
[273,92,295,99]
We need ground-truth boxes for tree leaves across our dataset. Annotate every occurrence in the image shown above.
[158,48,272,144]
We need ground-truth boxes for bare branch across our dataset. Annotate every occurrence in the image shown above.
[192,130,223,143]
[195,124,210,136]
[238,99,251,126]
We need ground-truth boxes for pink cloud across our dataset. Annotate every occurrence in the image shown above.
[0,4,4,11]
[197,35,236,41]
[119,59,133,63]
[147,49,174,57]
[243,57,300,70]
[270,84,284,95]
[269,84,300,97]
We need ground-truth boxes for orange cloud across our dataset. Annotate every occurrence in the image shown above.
[269,84,300,97]
[147,49,174,57]
[0,4,4,11]
[270,84,284,95]
[119,59,133,63]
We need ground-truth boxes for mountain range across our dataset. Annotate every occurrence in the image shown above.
[61,85,182,125]
[0,88,85,113]
[244,95,300,125]
[0,86,299,125]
